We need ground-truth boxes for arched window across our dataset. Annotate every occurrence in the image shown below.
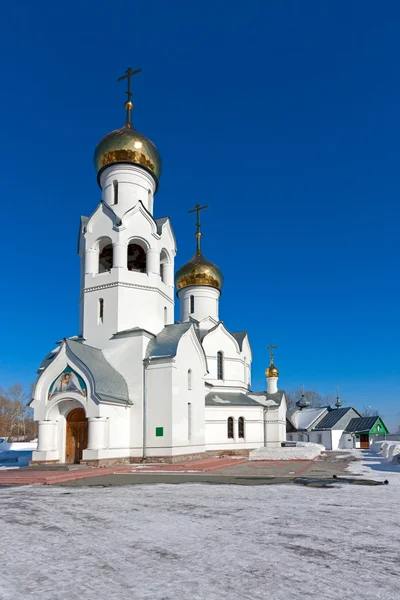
[99,242,113,273]
[127,242,146,273]
[99,298,104,322]
[190,295,195,314]
[227,417,234,439]
[160,249,170,284]
[112,180,118,205]
[238,417,245,439]
[188,369,192,390]
[164,306,167,325]
[188,403,192,440]
[217,351,224,380]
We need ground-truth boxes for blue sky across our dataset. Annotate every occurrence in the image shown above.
[0,1,399,428]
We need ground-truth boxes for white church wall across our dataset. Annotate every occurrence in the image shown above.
[205,406,264,451]
[330,429,344,450]
[145,361,173,454]
[202,325,247,389]
[170,331,206,455]
[100,164,156,215]
[178,286,220,322]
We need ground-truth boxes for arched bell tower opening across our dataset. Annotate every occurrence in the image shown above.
[65,408,88,464]
[127,241,147,273]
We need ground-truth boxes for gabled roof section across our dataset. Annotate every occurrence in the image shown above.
[206,392,262,407]
[231,331,248,351]
[289,407,328,431]
[155,216,169,234]
[145,323,193,359]
[345,416,381,433]
[65,339,131,405]
[248,390,285,407]
[313,407,359,430]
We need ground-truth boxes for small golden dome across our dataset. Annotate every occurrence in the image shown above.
[175,252,223,292]
[266,364,279,378]
[94,124,162,188]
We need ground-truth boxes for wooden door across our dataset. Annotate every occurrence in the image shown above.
[360,434,370,449]
[66,408,88,463]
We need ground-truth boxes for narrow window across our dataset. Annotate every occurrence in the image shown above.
[238,417,245,439]
[188,369,192,390]
[113,180,118,205]
[317,434,322,444]
[99,243,113,272]
[217,351,224,380]
[299,434,304,442]
[188,403,192,440]
[227,417,234,439]
[127,242,146,273]
[190,295,195,314]
[99,298,104,322]
[288,435,293,441]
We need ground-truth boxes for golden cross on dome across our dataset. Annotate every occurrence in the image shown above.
[266,344,277,365]
[117,67,142,127]
[117,66,142,102]
[188,204,208,254]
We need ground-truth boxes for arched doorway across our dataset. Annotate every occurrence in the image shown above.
[66,408,88,464]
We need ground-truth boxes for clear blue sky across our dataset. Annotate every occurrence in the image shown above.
[0,1,399,428]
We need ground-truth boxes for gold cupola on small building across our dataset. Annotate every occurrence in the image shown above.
[94,67,162,189]
[176,204,223,323]
[265,344,279,394]
[175,204,223,293]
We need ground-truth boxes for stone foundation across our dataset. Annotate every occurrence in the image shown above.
[30,448,251,468]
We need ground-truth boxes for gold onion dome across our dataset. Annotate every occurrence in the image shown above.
[94,101,162,188]
[266,364,279,378]
[175,250,223,292]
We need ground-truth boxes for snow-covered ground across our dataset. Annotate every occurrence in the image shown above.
[0,451,399,600]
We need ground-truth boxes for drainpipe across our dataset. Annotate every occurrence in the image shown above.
[263,408,267,447]
[142,358,150,461]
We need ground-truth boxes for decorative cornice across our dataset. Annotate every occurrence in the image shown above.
[84,281,174,303]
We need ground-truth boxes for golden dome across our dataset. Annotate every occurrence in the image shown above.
[94,121,161,187]
[266,364,279,378]
[175,251,223,292]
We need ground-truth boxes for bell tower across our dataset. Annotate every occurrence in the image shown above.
[78,68,176,348]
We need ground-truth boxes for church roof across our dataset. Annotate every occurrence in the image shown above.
[205,392,262,407]
[288,407,328,431]
[313,407,355,430]
[65,339,131,405]
[248,390,285,406]
[231,331,248,351]
[345,416,381,434]
[155,216,169,234]
[146,323,193,359]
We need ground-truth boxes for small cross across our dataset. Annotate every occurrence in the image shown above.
[188,204,208,253]
[266,344,277,364]
[117,66,142,103]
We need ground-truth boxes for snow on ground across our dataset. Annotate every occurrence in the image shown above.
[1,452,399,600]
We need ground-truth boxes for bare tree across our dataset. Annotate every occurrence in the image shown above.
[361,406,380,417]
[0,384,36,440]
[285,389,336,411]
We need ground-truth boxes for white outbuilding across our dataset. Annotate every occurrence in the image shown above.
[30,74,287,465]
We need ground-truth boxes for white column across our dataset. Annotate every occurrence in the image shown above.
[113,242,127,269]
[147,248,160,276]
[85,250,98,274]
[38,420,57,451]
[88,417,107,450]
[162,263,174,286]
[267,377,278,394]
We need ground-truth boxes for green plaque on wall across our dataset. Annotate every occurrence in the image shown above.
[156,427,164,437]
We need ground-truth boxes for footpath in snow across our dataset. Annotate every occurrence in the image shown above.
[0,450,398,600]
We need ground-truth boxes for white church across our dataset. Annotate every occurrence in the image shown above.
[31,69,287,465]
